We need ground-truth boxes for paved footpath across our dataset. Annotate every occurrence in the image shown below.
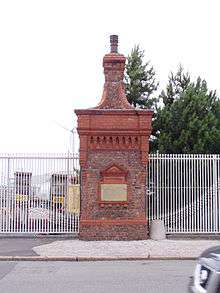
[32,239,220,260]
[0,237,219,260]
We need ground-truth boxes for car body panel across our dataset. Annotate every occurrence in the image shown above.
[189,246,220,293]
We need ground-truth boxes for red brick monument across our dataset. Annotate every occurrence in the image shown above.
[75,35,153,240]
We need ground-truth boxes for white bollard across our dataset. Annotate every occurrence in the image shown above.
[150,220,166,240]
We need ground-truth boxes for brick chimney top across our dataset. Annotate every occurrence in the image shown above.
[110,35,118,53]
[95,35,133,109]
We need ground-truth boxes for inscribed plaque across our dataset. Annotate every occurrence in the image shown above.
[101,184,127,201]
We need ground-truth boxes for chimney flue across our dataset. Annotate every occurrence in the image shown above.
[110,35,118,53]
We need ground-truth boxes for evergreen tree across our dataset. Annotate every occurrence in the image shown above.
[125,46,220,154]
[160,65,190,107]
[151,66,191,151]
[125,45,158,109]
[153,73,220,154]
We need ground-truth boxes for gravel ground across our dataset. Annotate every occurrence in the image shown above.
[33,239,220,258]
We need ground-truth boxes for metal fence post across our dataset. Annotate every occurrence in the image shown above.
[213,155,218,232]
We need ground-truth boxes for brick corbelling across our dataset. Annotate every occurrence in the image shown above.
[77,130,150,135]
[103,53,126,64]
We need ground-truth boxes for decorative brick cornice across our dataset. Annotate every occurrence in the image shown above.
[75,109,153,115]
[89,135,140,150]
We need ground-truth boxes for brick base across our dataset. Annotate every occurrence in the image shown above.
[79,220,148,241]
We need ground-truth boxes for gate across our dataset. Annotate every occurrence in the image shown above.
[0,154,80,234]
[147,154,220,234]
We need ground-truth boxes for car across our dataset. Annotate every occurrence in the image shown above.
[189,246,220,292]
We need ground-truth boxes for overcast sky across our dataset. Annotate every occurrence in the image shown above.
[0,0,219,153]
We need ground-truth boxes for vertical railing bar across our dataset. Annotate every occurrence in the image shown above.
[210,155,213,232]
[172,154,174,233]
[152,155,155,221]
[197,155,201,233]
[218,157,220,232]
[182,154,185,233]
[191,155,194,233]
[152,155,154,221]
[203,155,207,233]
[175,154,177,233]
[213,155,218,232]
[199,155,202,233]
[193,155,196,233]
[5,156,10,233]
[148,154,152,221]
[159,153,161,220]
[51,157,54,233]
[2,158,6,233]
[186,154,189,233]
[207,155,210,233]
[175,154,178,232]
[203,155,206,233]
[185,154,188,233]
[66,155,68,233]
[167,155,170,232]
[40,157,43,234]
[9,156,12,233]
[177,155,180,233]
[196,155,199,233]
[180,154,183,232]
[164,154,167,229]
[156,153,159,220]
[150,154,153,221]
[147,156,149,221]
[161,154,164,224]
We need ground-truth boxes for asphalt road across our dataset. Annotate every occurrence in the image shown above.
[0,260,195,293]
[0,237,72,256]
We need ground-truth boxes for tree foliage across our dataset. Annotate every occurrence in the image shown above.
[160,65,190,107]
[125,45,158,109]
[152,68,220,153]
[125,45,220,154]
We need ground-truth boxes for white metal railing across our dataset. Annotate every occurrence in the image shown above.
[0,153,80,234]
[1,153,220,235]
[147,154,220,234]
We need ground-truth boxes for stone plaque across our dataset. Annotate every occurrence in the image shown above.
[101,184,127,201]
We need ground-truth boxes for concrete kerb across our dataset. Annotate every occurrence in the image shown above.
[0,255,197,261]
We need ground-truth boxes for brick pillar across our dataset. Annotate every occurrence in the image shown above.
[75,36,153,240]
